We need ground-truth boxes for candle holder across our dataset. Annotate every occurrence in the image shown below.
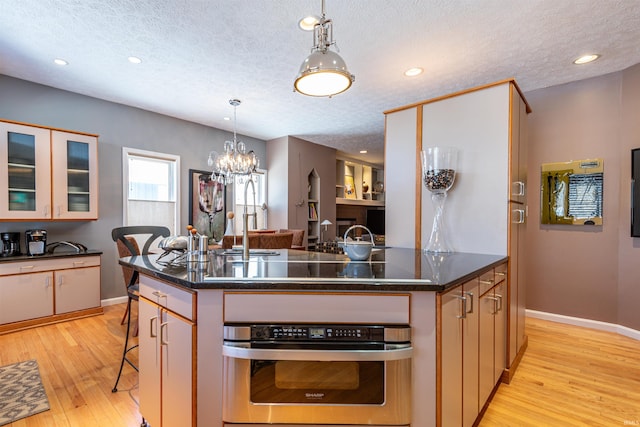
[421,147,457,253]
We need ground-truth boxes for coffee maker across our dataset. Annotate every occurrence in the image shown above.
[0,232,21,257]
[25,229,47,256]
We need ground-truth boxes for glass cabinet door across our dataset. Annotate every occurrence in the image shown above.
[0,122,52,219]
[51,131,98,219]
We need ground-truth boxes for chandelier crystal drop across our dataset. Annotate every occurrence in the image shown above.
[294,0,354,97]
[208,99,258,185]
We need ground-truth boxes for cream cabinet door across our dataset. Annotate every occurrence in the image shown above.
[139,298,162,427]
[0,121,52,220]
[54,266,101,314]
[440,287,463,427]
[0,272,53,323]
[161,308,194,427]
[51,130,99,220]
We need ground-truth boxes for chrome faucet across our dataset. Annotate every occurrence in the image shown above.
[242,176,257,260]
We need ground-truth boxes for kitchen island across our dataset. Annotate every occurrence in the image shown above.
[121,248,511,427]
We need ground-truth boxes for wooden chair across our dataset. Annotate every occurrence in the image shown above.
[221,234,260,249]
[259,232,293,249]
[111,225,170,393]
[279,228,305,249]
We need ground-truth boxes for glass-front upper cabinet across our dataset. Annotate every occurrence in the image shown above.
[0,121,52,220]
[51,131,98,220]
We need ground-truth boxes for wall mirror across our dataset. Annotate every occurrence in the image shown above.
[540,158,603,225]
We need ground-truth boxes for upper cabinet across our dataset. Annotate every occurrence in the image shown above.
[0,119,99,221]
[336,157,384,206]
[51,130,99,220]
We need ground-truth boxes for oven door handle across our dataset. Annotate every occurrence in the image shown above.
[222,343,412,361]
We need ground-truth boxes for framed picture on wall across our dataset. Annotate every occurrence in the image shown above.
[189,169,226,243]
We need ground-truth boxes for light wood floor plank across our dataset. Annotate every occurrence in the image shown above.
[480,316,640,426]
[1,305,638,426]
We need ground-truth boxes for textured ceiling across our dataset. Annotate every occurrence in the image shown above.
[1,0,640,164]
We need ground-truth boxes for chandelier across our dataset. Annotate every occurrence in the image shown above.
[208,99,258,184]
[294,0,355,97]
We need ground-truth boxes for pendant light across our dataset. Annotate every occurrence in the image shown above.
[207,99,258,185]
[294,0,355,97]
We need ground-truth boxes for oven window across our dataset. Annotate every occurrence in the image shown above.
[276,361,359,389]
[250,360,384,404]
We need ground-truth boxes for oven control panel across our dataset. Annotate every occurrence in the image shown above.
[250,325,392,342]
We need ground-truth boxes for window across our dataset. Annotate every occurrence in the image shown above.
[233,170,267,233]
[123,148,180,236]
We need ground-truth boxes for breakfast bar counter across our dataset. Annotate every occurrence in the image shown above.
[120,247,506,291]
[120,248,512,427]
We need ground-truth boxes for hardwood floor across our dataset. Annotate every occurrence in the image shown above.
[480,317,640,426]
[0,304,142,427]
[1,307,638,426]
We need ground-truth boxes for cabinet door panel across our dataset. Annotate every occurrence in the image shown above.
[462,280,480,427]
[0,272,53,323]
[0,122,51,219]
[54,266,100,314]
[494,282,507,383]
[51,131,98,219]
[478,291,495,406]
[162,310,194,427]
[440,289,463,427]
[139,298,162,427]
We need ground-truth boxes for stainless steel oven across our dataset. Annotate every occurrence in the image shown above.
[222,323,412,426]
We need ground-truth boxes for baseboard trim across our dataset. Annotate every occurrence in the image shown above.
[101,296,128,306]
[526,309,640,341]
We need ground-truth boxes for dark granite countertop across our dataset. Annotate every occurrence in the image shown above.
[0,249,102,262]
[120,248,506,292]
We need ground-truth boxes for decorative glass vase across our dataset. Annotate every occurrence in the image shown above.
[421,147,458,253]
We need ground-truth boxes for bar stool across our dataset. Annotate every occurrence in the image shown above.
[111,226,170,393]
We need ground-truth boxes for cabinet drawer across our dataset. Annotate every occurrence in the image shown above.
[478,270,496,296]
[0,256,101,276]
[140,276,195,321]
[494,262,507,284]
[224,292,410,323]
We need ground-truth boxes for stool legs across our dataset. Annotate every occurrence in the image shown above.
[112,293,139,392]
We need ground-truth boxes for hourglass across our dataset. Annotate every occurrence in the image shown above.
[421,147,458,253]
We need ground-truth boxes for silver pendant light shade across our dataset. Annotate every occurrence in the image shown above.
[294,0,355,97]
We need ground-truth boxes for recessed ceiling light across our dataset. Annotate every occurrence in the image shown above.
[573,54,600,65]
[298,15,320,31]
[223,117,231,121]
[128,56,142,64]
[53,58,68,66]
[404,67,424,77]
[359,150,368,154]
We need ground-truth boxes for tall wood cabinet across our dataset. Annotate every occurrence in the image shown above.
[0,119,99,221]
[385,79,531,420]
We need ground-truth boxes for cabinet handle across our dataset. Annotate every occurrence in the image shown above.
[479,279,494,286]
[152,291,167,301]
[512,181,525,197]
[72,261,85,267]
[454,295,467,319]
[463,291,474,314]
[44,204,50,217]
[495,293,503,312]
[57,276,63,287]
[486,296,499,314]
[149,316,158,338]
[512,209,525,224]
[45,276,51,288]
[160,322,169,346]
